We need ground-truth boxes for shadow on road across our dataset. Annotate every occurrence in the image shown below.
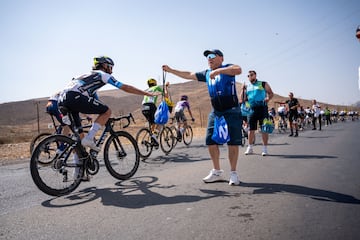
[269,154,337,159]
[41,176,234,209]
[240,182,360,204]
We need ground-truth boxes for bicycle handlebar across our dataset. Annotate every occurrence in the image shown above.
[108,113,135,128]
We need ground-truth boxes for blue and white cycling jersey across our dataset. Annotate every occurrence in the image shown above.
[60,70,123,98]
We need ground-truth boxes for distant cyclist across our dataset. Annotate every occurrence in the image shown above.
[277,104,287,123]
[45,92,72,137]
[173,95,195,141]
[141,78,169,145]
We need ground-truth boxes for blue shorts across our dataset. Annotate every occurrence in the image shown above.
[205,106,242,145]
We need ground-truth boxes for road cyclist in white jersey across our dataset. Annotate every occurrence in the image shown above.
[58,56,158,180]
[173,95,195,141]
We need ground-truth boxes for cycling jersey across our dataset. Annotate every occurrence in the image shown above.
[142,85,163,105]
[277,106,286,114]
[174,100,190,113]
[196,64,238,112]
[286,98,299,113]
[245,80,266,107]
[60,70,123,98]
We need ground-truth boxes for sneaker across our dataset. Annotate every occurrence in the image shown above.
[81,137,100,152]
[262,149,268,156]
[203,169,224,183]
[244,146,253,155]
[81,174,91,182]
[229,172,240,185]
[289,133,294,137]
[73,168,90,181]
[294,132,298,137]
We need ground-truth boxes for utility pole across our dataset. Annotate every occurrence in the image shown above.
[35,101,40,134]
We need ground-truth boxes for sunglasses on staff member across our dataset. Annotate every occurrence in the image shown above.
[206,53,217,59]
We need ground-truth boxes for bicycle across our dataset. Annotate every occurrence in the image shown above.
[277,117,287,133]
[169,118,193,148]
[135,120,175,160]
[30,110,140,196]
[29,113,92,154]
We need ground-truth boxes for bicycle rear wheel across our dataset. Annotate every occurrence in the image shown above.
[183,125,193,146]
[104,131,140,180]
[30,132,52,154]
[159,126,174,155]
[135,128,153,159]
[30,135,83,196]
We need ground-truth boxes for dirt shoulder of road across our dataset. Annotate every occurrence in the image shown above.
[0,142,31,166]
[0,128,207,166]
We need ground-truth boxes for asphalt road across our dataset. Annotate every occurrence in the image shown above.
[1,120,360,240]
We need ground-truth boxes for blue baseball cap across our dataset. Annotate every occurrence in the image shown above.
[203,49,223,57]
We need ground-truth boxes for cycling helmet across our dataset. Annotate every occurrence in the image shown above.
[93,56,114,67]
[147,78,157,87]
[181,95,188,101]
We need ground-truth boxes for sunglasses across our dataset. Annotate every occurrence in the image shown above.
[247,74,254,77]
[207,53,217,59]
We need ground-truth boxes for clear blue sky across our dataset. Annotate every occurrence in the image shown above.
[1,0,359,106]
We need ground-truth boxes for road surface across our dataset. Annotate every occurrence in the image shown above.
[1,121,360,240]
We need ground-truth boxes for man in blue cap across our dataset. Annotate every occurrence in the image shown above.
[162,49,243,185]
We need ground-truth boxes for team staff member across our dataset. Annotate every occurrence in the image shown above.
[276,92,300,137]
[240,70,274,156]
[163,49,242,186]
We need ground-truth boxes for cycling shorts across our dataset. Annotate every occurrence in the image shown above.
[59,91,108,128]
[142,103,157,124]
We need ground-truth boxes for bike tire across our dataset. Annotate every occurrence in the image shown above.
[159,126,174,155]
[103,131,140,180]
[170,126,179,148]
[135,127,153,159]
[241,129,247,146]
[183,125,193,146]
[30,135,83,196]
[29,132,52,154]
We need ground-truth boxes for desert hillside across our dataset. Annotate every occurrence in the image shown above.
[0,81,356,144]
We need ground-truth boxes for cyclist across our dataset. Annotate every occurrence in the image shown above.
[276,92,300,137]
[277,103,287,128]
[141,78,169,145]
[58,56,158,151]
[268,107,276,124]
[58,56,158,180]
[46,91,78,139]
[173,95,195,141]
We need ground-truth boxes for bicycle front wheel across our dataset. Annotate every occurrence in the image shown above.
[183,125,193,146]
[104,131,140,180]
[135,128,153,159]
[159,126,174,155]
[30,135,83,196]
[170,126,178,148]
[30,132,52,154]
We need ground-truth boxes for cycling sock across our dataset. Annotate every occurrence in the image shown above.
[87,122,101,140]
[73,153,79,164]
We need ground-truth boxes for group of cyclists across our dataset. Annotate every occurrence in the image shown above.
[140,78,195,146]
[267,101,359,134]
[44,56,195,152]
